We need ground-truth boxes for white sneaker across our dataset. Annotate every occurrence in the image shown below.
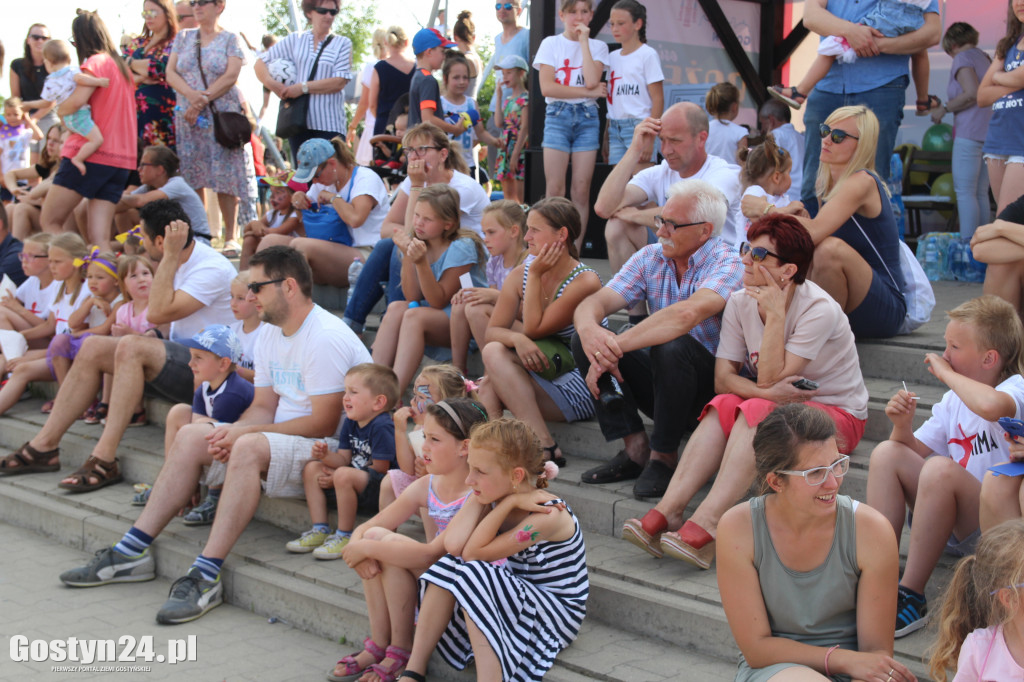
[312,534,349,560]
[285,529,328,553]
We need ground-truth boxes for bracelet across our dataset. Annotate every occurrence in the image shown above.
[824,645,839,677]
[762,203,774,216]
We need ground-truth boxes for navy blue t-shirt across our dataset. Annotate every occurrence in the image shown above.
[408,68,440,127]
[337,412,397,471]
[192,371,254,423]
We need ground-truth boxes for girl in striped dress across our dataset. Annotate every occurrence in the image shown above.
[401,417,588,682]
[329,399,486,682]
[477,197,602,468]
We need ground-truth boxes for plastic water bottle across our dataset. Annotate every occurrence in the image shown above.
[966,246,987,283]
[197,114,211,129]
[888,153,906,239]
[923,235,941,281]
[346,258,362,306]
[947,240,965,281]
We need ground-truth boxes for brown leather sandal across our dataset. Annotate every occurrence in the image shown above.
[0,442,61,476]
[58,456,123,493]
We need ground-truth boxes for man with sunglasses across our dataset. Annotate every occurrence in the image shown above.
[56,245,371,625]
[798,0,940,208]
[572,179,743,499]
[3,200,235,493]
[0,201,26,286]
[595,102,744,325]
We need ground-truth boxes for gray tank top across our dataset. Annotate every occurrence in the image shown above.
[751,494,860,650]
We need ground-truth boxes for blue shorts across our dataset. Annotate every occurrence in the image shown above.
[846,268,906,339]
[53,158,131,204]
[63,106,96,137]
[607,118,659,165]
[542,101,600,153]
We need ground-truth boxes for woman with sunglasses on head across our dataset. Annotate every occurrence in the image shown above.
[742,105,905,340]
[621,214,868,574]
[11,24,59,165]
[716,403,911,682]
[254,0,353,164]
[166,0,255,256]
[123,0,179,151]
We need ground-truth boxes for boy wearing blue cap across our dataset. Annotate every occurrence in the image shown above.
[409,27,468,136]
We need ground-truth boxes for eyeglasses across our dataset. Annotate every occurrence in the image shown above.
[653,216,706,231]
[406,145,440,158]
[495,3,515,9]
[177,13,194,21]
[819,123,859,145]
[739,241,784,263]
[18,253,49,261]
[247,278,286,294]
[990,582,1024,596]
[312,7,339,15]
[777,455,850,486]
[141,9,161,18]
[189,0,218,7]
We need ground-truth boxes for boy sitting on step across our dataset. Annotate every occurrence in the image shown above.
[866,295,1024,638]
[286,363,398,560]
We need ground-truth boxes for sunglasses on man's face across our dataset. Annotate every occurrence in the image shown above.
[495,3,515,10]
[819,123,859,145]
[247,278,285,294]
[312,7,338,15]
[739,241,784,263]
[189,0,217,7]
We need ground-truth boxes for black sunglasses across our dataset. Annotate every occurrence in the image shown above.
[189,0,218,7]
[819,123,859,145]
[654,216,706,231]
[739,241,784,263]
[29,34,50,41]
[312,7,339,15]
[247,278,285,294]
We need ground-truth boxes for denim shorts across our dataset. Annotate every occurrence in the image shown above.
[542,101,600,153]
[984,153,1024,165]
[607,117,659,164]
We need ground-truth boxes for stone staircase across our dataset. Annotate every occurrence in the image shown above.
[0,277,982,681]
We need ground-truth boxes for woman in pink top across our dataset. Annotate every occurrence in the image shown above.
[39,10,137,246]
[621,214,869,571]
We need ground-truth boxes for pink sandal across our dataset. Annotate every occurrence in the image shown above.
[364,645,411,682]
[327,637,386,682]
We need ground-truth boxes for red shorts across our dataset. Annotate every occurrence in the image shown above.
[699,394,865,454]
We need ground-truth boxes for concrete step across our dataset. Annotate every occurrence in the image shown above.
[0,472,738,682]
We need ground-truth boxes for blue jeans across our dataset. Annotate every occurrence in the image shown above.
[952,136,991,239]
[801,75,908,204]
[342,238,404,330]
[607,118,659,164]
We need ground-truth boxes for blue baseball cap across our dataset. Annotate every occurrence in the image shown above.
[292,137,334,184]
[179,324,243,364]
[412,27,456,55]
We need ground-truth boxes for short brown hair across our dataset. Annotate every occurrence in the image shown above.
[346,363,400,411]
[947,295,1024,379]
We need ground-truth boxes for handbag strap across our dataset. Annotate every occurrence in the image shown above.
[848,214,901,293]
[194,34,218,116]
[305,34,334,83]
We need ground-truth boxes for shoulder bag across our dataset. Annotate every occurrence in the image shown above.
[276,35,333,139]
[195,35,252,149]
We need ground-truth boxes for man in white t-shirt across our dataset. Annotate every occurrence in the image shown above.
[8,199,235,492]
[757,99,805,204]
[595,102,743,321]
[56,246,372,625]
[115,145,212,242]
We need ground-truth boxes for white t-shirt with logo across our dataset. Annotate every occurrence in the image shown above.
[399,171,489,237]
[307,166,390,247]
[915,374,1024,480]
[606,44,664,120]
[532,34,609,105]
[230,319,264,372]
[628,155,746,246]
[253,304,371,423]
[16,277,60,320]
[441,95,479,171]
[168,241,237,342]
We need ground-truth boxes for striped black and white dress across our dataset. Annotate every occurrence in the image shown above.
[521,262,597,422]
[419,499,589,680]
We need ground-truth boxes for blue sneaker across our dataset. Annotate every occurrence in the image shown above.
[895,585,928,638]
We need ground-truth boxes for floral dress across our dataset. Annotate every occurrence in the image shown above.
[170,29,253,201]
[125,36,176,150]
[496,91,528,181]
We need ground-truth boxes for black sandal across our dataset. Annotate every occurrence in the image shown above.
[542,443,567,468]
[399,672,426,682]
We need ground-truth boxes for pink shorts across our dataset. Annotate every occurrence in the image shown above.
[700,394,865,454]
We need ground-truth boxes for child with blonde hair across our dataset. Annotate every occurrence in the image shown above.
[0,233,58,357]
[449,200,528,374]
[400,417,586,681]
[928,519,1024,681]
[868,295,1024,638]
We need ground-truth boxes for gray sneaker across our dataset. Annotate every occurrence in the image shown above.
[156,568,223,625]
[60,546,156,587]
[182,495,218,526]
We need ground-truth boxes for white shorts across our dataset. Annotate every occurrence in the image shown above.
[984,153,1024,165]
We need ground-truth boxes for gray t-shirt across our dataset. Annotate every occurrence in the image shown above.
[133,175,211,239]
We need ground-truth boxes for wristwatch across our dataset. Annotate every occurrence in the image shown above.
[301,81,310,95]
